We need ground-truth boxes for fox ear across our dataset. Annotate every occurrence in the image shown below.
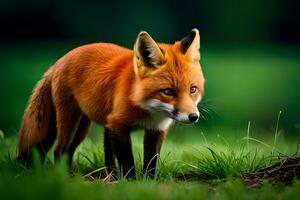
[134,31,165,69]
[180,28,200,62]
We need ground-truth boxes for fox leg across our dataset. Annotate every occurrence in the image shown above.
[52,89,82,163]
[104,128,116,174]
[108,126,135,179]
[54,106,81,163]
[67,115,91,166]
[143,129,167,178]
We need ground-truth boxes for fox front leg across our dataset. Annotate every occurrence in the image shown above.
[104,128,116,175]
[107,126,136,179]
[143,129,167,178]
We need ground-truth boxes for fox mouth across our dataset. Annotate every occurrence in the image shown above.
[169,113,198,124]
[140,99,199,124]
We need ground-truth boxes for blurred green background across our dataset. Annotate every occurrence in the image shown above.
[0,0,299,136]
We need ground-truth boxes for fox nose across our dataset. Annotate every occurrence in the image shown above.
[188,113,199,122]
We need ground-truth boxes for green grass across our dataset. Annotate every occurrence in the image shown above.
[1,124,300,200]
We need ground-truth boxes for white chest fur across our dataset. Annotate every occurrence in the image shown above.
[133,113,173,131]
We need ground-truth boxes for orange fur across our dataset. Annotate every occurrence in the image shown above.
[18,29,205,177]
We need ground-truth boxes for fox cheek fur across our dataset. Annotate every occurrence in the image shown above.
[18,28,205,179]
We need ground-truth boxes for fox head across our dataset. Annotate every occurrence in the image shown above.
[132,28,205,124]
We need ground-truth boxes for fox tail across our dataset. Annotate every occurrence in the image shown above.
[18,68,56,166]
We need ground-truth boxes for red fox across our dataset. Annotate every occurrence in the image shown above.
[18,28,205,178]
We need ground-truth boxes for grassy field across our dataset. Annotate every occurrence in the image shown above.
[0,42,300,199]
[1,124,300,200]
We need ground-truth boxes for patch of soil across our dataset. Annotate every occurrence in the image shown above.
[243,156,300,188]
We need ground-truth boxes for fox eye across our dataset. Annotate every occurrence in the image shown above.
[162,88,176,96]
[190,86,197,94]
